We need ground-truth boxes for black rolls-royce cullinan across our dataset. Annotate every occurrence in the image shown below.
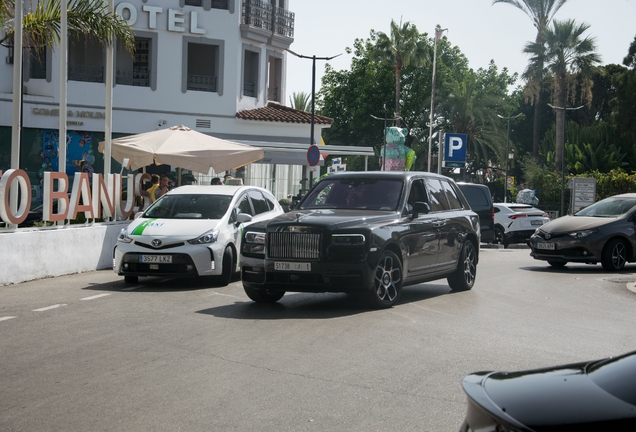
[240,171,480,308]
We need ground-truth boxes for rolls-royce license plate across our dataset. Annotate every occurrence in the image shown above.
[274,262,311,271]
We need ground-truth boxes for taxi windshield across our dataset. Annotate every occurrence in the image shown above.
[144,194,232,219]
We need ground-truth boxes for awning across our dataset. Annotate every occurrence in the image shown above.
[234,140,376,167]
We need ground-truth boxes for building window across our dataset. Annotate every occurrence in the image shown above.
[210,0,229,9]
[116,37,151,87]
[267,54,282,102]
[187,42,219,92]
[28,47,47,80]
[185,0,203,6]
[68,33,105,83]
[243,48,259,98]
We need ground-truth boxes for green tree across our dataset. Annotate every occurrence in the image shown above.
[525,19,600,172]
[439,63,516,179]
[370,19,429,126]
[0,0,134,53]
[289,91,310,112]
[614,36,636,164]
[493,0,568,158]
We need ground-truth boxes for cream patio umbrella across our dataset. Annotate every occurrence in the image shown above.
[98,125,264,173]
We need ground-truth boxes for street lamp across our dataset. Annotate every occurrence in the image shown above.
[547,103,584,217]
[287,49,341,188]
[497,113,522,203]
[428,27,448,172]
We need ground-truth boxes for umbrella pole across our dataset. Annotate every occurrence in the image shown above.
[178,167,182,186]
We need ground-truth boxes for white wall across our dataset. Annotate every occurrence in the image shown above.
[0,221,129,286]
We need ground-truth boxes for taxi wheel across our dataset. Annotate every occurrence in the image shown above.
[548,261,567,268]
[219,247,234,286]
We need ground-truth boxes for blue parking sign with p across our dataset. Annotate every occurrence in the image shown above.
[444,133,467,168]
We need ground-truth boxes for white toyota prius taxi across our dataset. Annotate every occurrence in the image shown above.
[114,185,284,286]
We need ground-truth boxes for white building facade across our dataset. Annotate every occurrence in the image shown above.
[0,0,335,202]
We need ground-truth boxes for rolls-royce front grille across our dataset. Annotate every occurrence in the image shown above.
[268,232,321,259]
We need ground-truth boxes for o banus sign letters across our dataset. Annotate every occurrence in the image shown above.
[0,170,152,225]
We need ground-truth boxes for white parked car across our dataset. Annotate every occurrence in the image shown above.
[114,185,284,286]
[493,203,550,247]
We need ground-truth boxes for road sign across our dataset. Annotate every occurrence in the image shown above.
[571,177,596,213]
[307,145,321,166]
[443,133,467,168]
[507,176,514,189]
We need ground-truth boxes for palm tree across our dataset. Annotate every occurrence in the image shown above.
[440,74,508,178]
[492,0,568,158]
[371,19,429,126]
[0,0,134,53]
[289,91,310,112]
[525,19,600,171]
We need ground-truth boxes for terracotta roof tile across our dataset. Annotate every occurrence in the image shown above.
[236,102,333,125]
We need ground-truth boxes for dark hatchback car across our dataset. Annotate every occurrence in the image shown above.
[530,193,636,271]
[457,183,494,243]
[240,171,480,308]
[460,350,636,431]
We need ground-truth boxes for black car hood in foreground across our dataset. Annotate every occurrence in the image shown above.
[267,209,400,230]
[462,350,636,431]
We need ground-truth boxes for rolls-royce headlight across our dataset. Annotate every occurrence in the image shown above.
[118,228,133,243]
[188,229,219,244]
[568,229,599,239]
[331,234,365,245]
[245,231,266,244]
[242,231,266,254]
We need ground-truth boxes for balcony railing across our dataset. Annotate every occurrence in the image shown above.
[267,86,280,102]
[241,0,294,38]
[187,74,217,92]
[68,64,104,83]
[243,81,256,97]
[211,0,228,9]
[116,67,150,87]
[30,62,47,79]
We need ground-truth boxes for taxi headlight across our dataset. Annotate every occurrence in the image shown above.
[568,229,599,239]
[118,229,133,243]
[188,229,219,244]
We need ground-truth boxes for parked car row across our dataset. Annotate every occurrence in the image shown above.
[109,175,636,429]
[113,171,481,308]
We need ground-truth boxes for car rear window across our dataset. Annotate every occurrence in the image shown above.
[460,186,490,207]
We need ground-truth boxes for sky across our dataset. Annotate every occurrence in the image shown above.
[285,0,636,100]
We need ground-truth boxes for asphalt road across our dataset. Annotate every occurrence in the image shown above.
[1,248,636,431]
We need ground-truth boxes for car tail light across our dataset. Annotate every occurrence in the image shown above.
[491,207,494,223]
[543,213,549,218]
[509,214,527,219]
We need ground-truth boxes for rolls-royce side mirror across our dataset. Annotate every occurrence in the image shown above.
[412,201,431,218]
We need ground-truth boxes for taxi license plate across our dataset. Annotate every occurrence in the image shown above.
[531,220,544,225]
[536,243,555,250]
[140,255,172,263]
[275,262,311,272]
